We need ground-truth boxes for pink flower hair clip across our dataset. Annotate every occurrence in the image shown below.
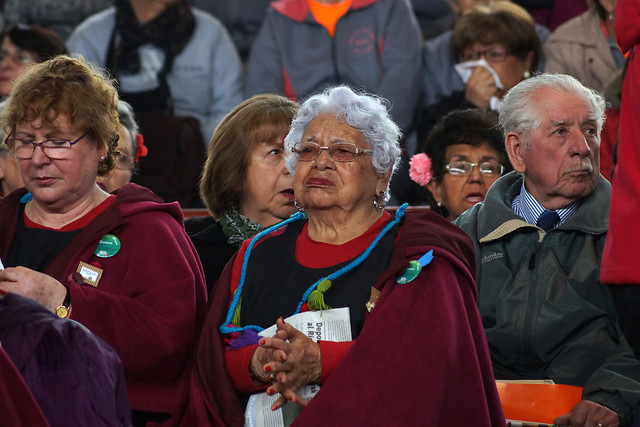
[409,153,432,186]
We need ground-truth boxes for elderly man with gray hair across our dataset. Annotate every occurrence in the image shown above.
[454,73,640,427]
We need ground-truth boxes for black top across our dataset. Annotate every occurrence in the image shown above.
[184,215,215,236]
[189,220,237,296]
[241,218,397,337]
[6,204,80,271]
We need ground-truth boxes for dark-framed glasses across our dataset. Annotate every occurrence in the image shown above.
[445,160,505,176]
[461,46,509,63]
[293,141,373,162]
[113,150,135,171]
[5,133,88,160]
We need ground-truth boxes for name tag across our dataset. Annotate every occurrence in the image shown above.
[76,262,103,287]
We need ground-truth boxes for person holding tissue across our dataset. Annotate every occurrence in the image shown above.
[418,1,542,140]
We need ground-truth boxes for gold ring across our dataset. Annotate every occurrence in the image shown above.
[269,373,276,382]
[598,423,604,427]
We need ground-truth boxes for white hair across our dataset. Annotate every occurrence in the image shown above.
[284,86,402,198]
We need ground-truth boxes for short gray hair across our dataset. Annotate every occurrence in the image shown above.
[499,73,606,148]
[117,100,140,157]
[284,86,402,195]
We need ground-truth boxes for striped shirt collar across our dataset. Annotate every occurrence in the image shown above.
[512,180,580,227]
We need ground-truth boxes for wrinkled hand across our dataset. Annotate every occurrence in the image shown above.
[249,327,289,384]
[0,266,67,312]
[553,400,620,427]
[251,318,322,410]
[464,66,498,109]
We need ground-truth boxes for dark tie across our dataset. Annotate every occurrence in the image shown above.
[536,210,559,232]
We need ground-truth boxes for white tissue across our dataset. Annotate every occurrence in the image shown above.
[454,59,504,111]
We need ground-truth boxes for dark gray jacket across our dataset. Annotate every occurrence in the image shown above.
[244,0,422,135]
[455,171,640,426]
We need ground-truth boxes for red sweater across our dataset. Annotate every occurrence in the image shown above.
[224,212,392,391]
[601,0,640,285]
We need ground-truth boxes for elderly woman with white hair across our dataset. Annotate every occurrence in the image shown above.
[194,85,504,426]
[97,100,148,193]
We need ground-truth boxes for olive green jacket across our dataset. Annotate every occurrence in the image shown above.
[454,171,640,426]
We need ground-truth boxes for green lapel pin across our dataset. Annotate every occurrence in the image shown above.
[396,250,434,284]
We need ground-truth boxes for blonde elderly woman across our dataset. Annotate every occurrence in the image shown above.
[0,55,207,426]
[194,86,505,426]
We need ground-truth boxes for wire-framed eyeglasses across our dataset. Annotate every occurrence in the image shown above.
[0,49,38,65]
[461,46,510,64]
[445,160,505,176]
[113,150,135,171]
[293,142,373,162]
[5,133,88,159]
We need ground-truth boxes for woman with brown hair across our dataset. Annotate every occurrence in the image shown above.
[420,1,542,139]
[0,23,68,100]
[0,23,69,196]
[190,94,298,294]
[0,55,207,426]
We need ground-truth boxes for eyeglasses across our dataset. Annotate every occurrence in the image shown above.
[293,142,373,162]
[445,161,505,176]
[5,133,88,159]
[461,46,510,63]
[113,150,135,171]
[0,49,38,65]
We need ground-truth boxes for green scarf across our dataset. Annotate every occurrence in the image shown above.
[218,207,266,248]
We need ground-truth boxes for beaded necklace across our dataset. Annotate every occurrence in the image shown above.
[220,203,408,334]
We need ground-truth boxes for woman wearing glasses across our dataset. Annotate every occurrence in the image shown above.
[0,56,207,426]
[419,1,541,139]
[410,109,512,220]
[97,100,148,193]
[0,23,67,100]
[194,86,504,426]
[0,24,68,197]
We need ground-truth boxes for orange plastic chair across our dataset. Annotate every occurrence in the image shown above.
[496,381,583,425]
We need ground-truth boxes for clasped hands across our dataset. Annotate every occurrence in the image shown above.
[249,317,322,411]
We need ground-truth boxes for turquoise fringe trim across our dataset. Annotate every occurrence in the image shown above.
[219,204,408,335]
